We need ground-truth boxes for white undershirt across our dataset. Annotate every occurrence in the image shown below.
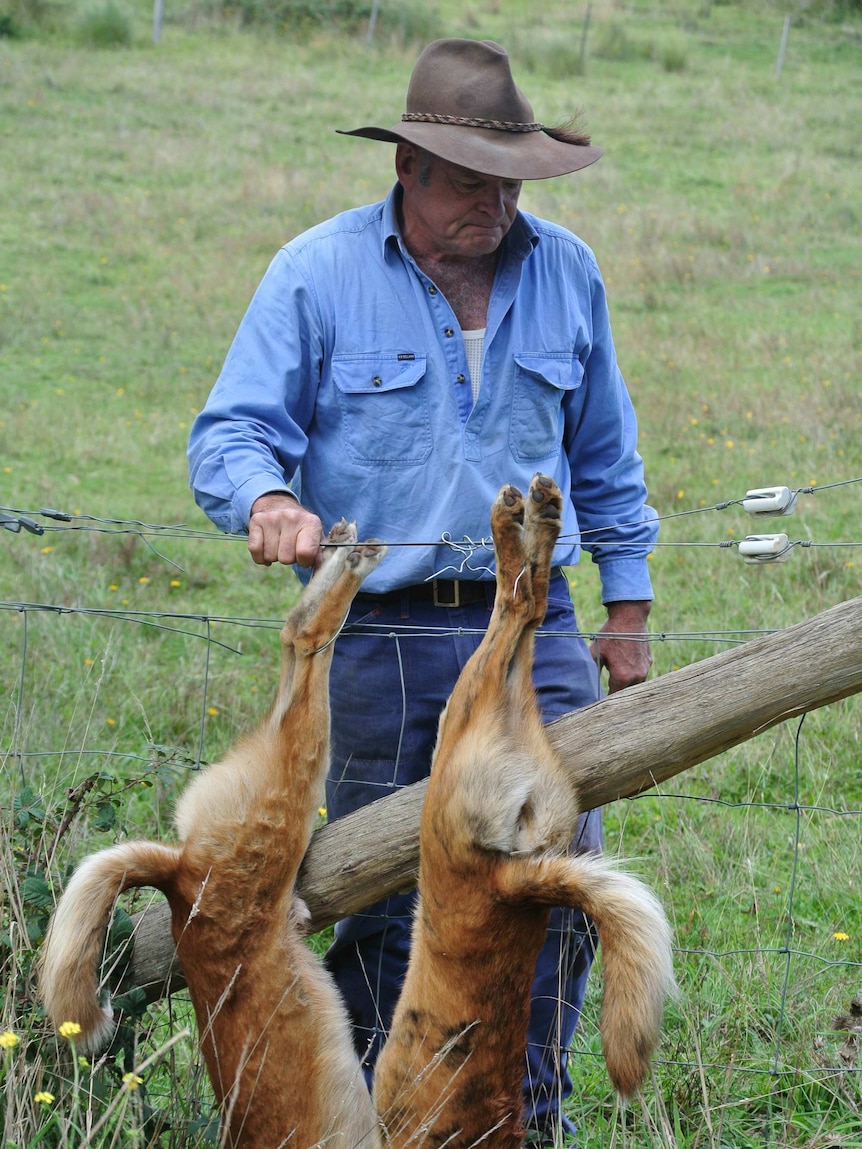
[462,328,486,405]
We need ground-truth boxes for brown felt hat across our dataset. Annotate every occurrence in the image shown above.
[337,38,604,181]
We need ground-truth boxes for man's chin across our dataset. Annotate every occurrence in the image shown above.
[456,228,505,256]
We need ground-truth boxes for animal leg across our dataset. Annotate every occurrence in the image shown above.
[503,473,563,721]
[522,472,563,625]
[268,521,385,729]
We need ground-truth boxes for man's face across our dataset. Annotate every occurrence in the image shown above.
[396,145,522,261]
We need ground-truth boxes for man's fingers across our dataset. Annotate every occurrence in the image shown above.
[247,497,324,567]
[293,523,326,569]
[247,518,272,565]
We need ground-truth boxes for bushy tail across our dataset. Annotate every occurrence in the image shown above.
[39,841,181,1052]
[498,851,675,1098]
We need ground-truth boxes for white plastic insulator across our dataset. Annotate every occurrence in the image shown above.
[738,534,791,563]
[742,486,797,516]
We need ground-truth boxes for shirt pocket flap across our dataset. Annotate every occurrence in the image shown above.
[513,353,584,391]
[332,354,427,396]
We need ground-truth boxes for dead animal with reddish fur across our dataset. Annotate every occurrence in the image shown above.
[40,522,385,1149]
[374,474,675,1148]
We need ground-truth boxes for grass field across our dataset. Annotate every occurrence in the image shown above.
[1,1,861,1145]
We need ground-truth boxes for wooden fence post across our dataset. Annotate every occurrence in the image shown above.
[366,0,380,44]
[776,14,791,80]
[579,4,592,73]
[153,0,165,44]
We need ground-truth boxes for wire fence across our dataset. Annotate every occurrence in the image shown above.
[2,483,861,1145]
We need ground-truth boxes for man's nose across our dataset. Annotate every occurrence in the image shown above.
[478,185,506,216]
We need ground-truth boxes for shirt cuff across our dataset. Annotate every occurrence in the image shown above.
[597,557,655,605]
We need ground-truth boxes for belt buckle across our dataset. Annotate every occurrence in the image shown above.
[432,580,460,608]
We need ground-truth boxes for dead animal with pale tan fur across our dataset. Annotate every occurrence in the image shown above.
[39,522,385,1149]
[374,474,675,1148]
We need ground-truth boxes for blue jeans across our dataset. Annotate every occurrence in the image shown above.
[324,573,603,1135]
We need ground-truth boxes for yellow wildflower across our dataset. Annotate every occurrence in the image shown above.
[123,1072,143,1090]
[35,1091,55,1105]
[0,1030,19,1050]
[58,1021,82,1040]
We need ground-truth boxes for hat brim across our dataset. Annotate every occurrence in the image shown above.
[336,124,603,181]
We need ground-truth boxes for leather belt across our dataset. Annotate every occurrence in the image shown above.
[357,579,493,608]
[356,569,564,609]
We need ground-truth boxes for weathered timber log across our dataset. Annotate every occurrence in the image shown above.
[124,595,862,1004]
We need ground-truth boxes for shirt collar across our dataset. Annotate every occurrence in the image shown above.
[381,184,403,257]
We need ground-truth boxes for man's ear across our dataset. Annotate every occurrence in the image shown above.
[395,142,418,184]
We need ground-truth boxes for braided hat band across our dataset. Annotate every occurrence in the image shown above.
[401,112,545,134]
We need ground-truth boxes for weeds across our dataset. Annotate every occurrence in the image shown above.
[0,753,203,1145]
[76,1,133,46]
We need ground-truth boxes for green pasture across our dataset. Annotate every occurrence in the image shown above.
[1,1,861,1145]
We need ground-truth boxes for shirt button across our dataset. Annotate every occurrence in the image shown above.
[371,376,383,387]
[428,285,438,295]
[456,373,466,384]
[444,327,455,338]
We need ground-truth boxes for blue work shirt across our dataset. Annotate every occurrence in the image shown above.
[188,185,657,599]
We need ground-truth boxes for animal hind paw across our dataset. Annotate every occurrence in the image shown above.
[491,482,526,537]
[345,539,387,580]
[525,474,563,553]
[318,518,358,571]
[526,473,563,524]
[327,518,358,546]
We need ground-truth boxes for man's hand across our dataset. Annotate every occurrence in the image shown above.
[589,600,652,695]
[247,493,325,568]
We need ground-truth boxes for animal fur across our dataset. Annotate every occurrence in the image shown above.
[39,521,385,1149]
[374,474,675,1148]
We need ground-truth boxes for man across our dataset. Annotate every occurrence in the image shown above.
[188,38,657,1145]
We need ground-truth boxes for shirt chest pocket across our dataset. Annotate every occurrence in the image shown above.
[510,353,584,462]
[332,354,432,466]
